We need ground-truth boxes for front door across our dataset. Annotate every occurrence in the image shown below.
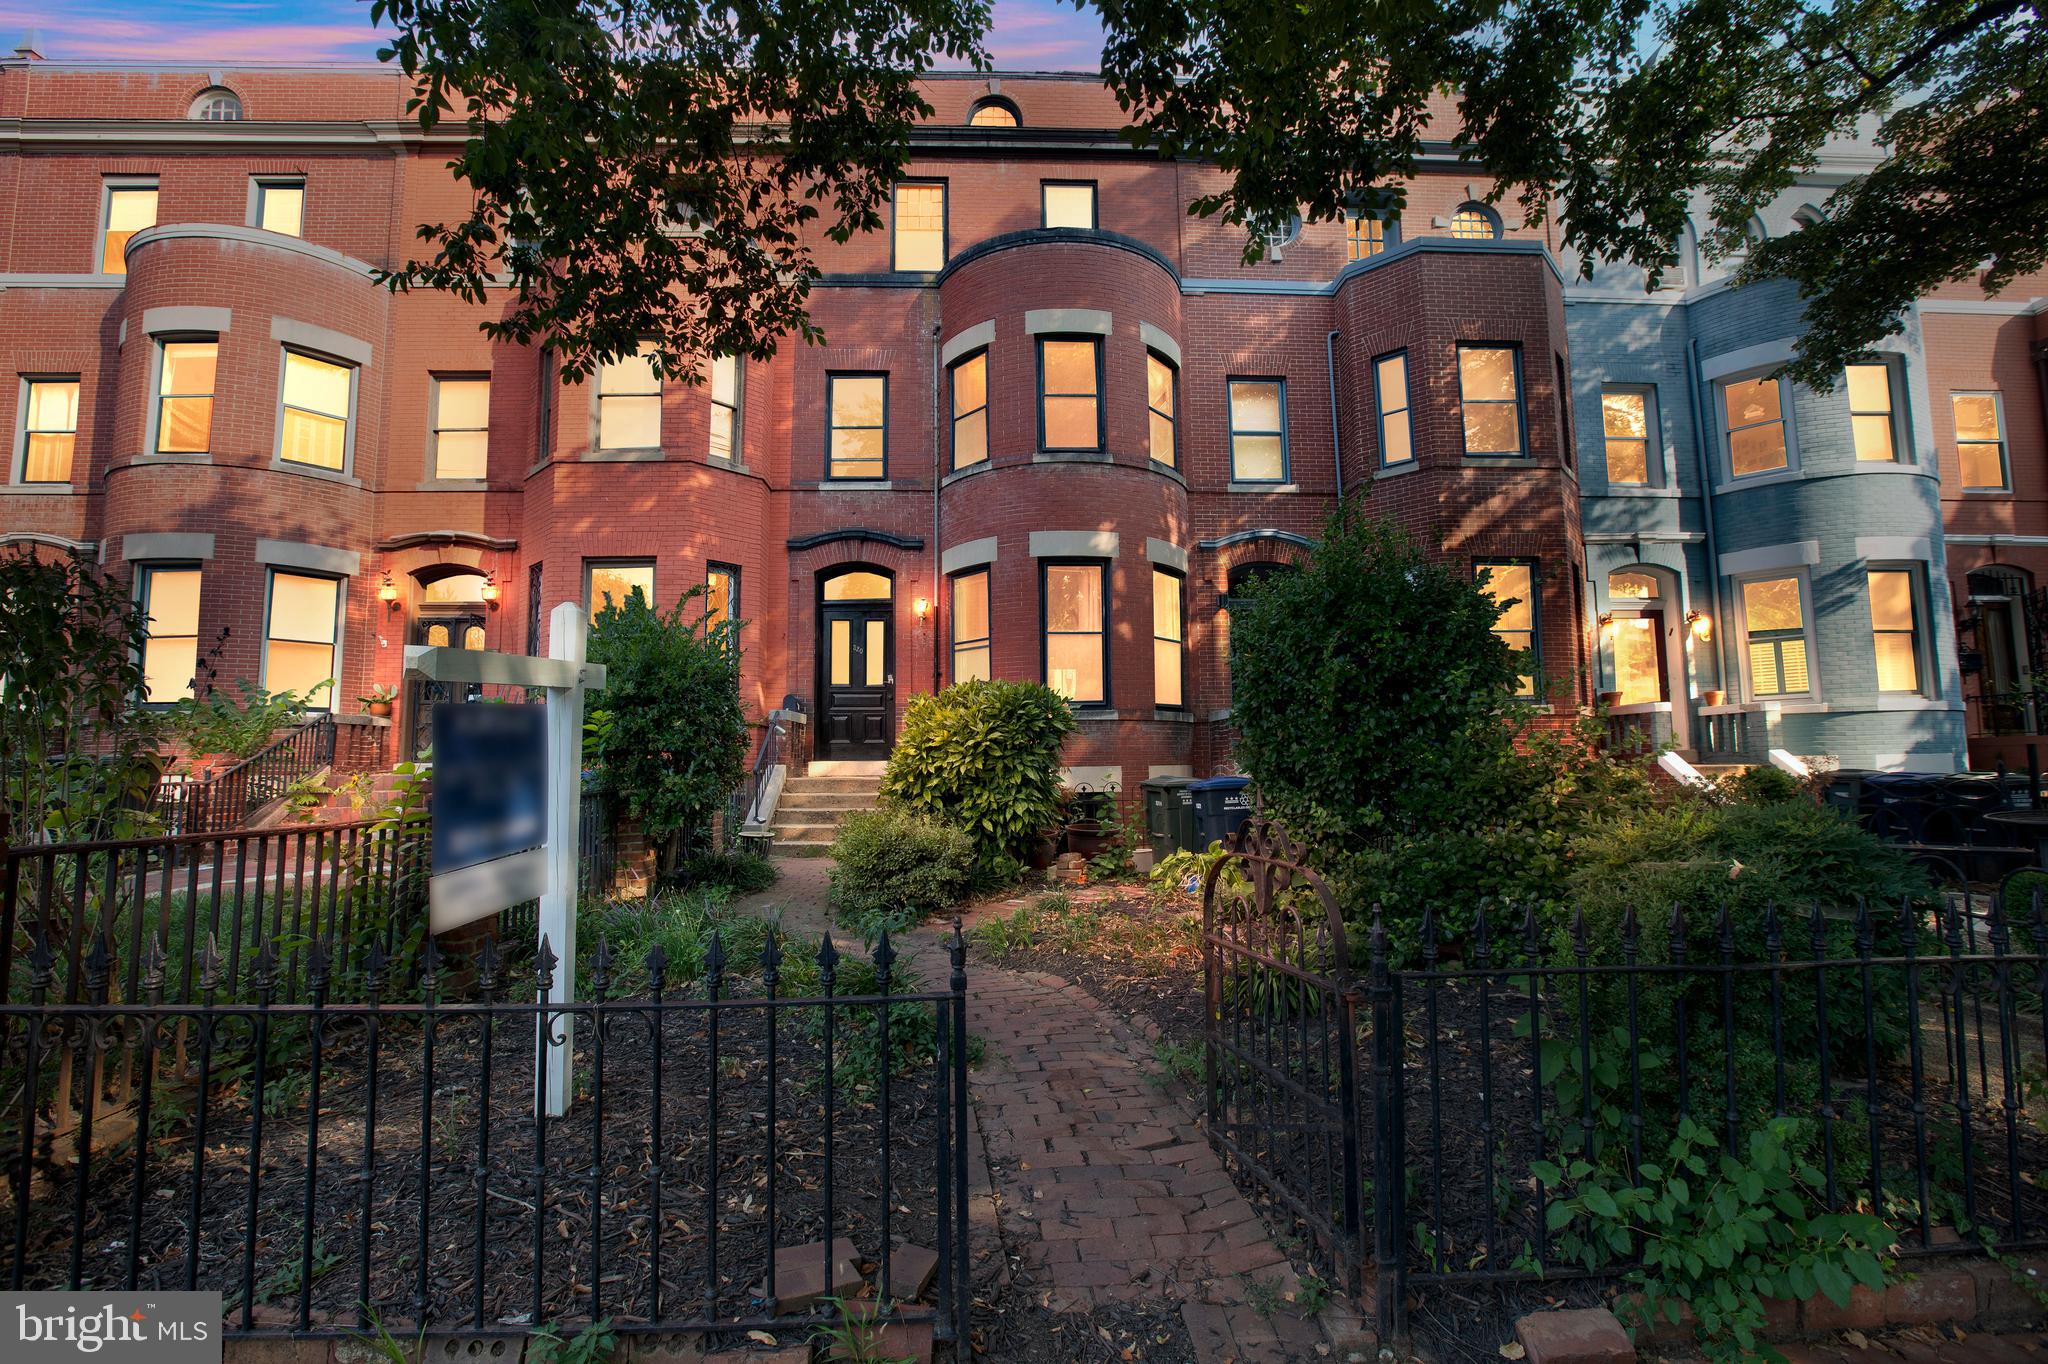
[820,604,893,758]
[406,614,486,759]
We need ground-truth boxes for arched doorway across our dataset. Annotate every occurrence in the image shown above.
[818,567,895,759]
[406,567,490,759]
[1606,567,1689,750]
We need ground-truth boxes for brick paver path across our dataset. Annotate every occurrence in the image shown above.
[735,861,1357,1363]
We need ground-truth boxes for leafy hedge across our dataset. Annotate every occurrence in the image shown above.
[880,679,1075,866]
[829,807,978,938]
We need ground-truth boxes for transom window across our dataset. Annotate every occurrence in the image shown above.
[1153,569,1184,708]
[1345,214,1386,261]
[1038,339,1102,452]
[139,566,202,704]
[1458,346,1524,457]
[951,351,988,470]
[278,350,353,471]
[1477,561,1539,698]
[1868,568,1923,694]
[1228,379,1287,482]
[432,376,491,480]
[1450,204,1500,240]
[828,374,888,479]
[1042,561,1107,705]
[587,560,654,621]
[707,355,741,460]
[1375,352,1412,465]
[823,570,892,601]
[1609,571,1660,601]
[101,182,157,275]
[154,340,218,455]
[1845,362,1898,462]
[1601,387,1653,485]
[1722,375,1789,477]
[263,571,340,708]
[254,179,304,237]
[596,344,662,451]
[892,183,946,271]
[1742,575,1810,697]
[1146,352,1177,468]
[1954,392,2008,490]
[952,569,990,683]
[19,378,79,484]
[1042,182,1096,230]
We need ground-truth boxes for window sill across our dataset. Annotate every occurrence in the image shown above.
[1874,695,1962,712]
[1461,456,1534,468]
[1153,709,1195,723]
[129,452,211,466]
[1149,460,1188,487]
[1697,703,1755,716]
[1757,698,1829,714]
[707,456,752,476]
[1712,468,1801,494]
[581,448,665,463]
[2,482,81,495]
[941,463,992,488]
[1070,708,1121,721]
[1033,450,1112,464]
[1600,484,1680,498]
[1204,708,1234,723]
[1962,488,2015,497]
[269,461,363,488]
[1373,461,1419,481]
[415,478,491,491]
[1607,701,1672,716]
[1227,481,1301,494]
[817,479,894,491]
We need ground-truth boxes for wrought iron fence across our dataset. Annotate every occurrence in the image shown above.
[152,716,339,836]
[0,923,972,1348]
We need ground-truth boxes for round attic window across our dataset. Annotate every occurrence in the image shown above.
[190,88,243,121]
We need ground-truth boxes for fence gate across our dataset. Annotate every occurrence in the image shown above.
[1200,817,1365,1296]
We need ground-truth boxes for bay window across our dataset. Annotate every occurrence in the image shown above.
[263,571,340,707]
[1042,561,1107,705]
[951,569,990,683]
[139,566,202,704]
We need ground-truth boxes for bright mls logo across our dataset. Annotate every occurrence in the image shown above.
[3,1292,221,1363]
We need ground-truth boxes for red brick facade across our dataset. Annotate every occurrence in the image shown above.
[0,62,1594,788]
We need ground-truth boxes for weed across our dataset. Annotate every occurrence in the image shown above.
[1144,1038,1204,1090]
[1243,1273,1289,1318]
[813,1297,917,1364]
[348,1308,424,1364]
[527,1318,619,1364]
[1295,1270,1331,1317]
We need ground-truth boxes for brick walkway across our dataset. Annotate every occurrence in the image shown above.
[733,862,1362,1363]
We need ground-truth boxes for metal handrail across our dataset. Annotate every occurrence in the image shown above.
[152,714,338,834]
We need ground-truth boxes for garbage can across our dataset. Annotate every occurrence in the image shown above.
[1141,777,1197,860]
[1189,775,1254,847]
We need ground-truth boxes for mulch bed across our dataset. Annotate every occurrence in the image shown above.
[5,980,955,1339]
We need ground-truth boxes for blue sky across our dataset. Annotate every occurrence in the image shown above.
[12,1,1105,69]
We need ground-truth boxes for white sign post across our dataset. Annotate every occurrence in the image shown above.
[404,600,604,1117]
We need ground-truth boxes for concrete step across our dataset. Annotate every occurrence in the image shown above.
[773,809,858,832]
[771,820,844,843]
[807,759,886,777]
[778,789,877,812]
[781,775,883,796]
[771,838,834,859]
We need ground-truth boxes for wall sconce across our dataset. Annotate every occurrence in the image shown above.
[1596,612,1614,634]
[912,595,931,620]
[378,572,402,614]
[481,573,502,610]
[1687,610,1712,641]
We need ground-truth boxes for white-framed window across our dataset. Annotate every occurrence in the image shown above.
[151,338,218,455]
[707,355,740,461]
[276,349,355,472]
[1450,203,1501,240]
[951,568,990,683]
[99,179,158,275]
[431,375,490,480]
[1738,572,1814,699]
[1845,361,1900,463]
[189,88,242,121]
[138,565,202,704]
[595,343,662,452]
[16,377,79,484]
[1600,385,1658,486]
[1375,351,1412,466]
[253,179,305,237]
[1954,391,2008,490]
[1152,568,1184,708]
[1867,566,1926,694]
[262,570,341,708]
[1721,373,1792,479]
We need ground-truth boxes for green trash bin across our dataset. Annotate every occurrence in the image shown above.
[1141,777,1197,860]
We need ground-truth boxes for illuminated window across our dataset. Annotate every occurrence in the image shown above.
[1147,352,1177,468]
[1458,346,1524,457]
[586,560,654,621]
[892,183,946,270]
[1477,560,1539,698]
[823,570,892,601]
[1450,204,1500,239]
[707,563,740,644]
[100,182,157,274]
[263,571,340,708]
[1601,387,1654,485]
[1229,379,1287,481]
[1846,362,1898,463]
[1953,392,2007,490]
[1039,339,1102,451]
[254,179,304,236]
[278,350,353,471]
[1868,568,1923,694]
[18,378,79,483]
[139,566,202,704]
[1042,182,1096,229]
[828,374,888,479]
[968,99,1019,127]
[1722,375,1789,478]
[951,569,990,683]
[1153,569,1184,708]
[1374,352,1411,465]
[950,351,987,470]
[1346,214,1386,260]
[149,340,218,455]
[1742,575,1811,698]
[1042,561,1106,705]
[707,355,740,460]
[597,343,662,451]
[431,376,490,480]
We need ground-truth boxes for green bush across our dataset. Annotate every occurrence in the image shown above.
[673,849,778,896]
[828,807,977,937]
[880,679,1075,866]
[169,677,329,760]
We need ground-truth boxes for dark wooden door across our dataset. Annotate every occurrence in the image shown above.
[820,603,893,758]
[406,615,486,760]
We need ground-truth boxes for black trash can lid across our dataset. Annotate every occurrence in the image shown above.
[1189,776,1252,792]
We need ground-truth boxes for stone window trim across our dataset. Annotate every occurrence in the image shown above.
[1731,566,1820,703]
[940,321,994,367]
[12,373,81,487]
[123,532,215,563]
[1039,556,1112,710]
[96,176,158,275]
[1024,309,1112,337]
[940,536,999,576]
[259,566,345,711]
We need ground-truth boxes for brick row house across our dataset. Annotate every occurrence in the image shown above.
[2,56,2044,792]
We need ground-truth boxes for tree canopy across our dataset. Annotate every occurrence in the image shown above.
[372,0,2046,387]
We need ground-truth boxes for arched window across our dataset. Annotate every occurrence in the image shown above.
[189,88,243,121]
[1449,203,1501,240]
[968,97,1020,127]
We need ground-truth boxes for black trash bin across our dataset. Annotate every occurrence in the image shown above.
[1141,777,1198,861]
[1189,775,1254,847]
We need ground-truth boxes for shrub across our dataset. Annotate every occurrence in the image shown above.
[880,679,1075,866]
[673,849,778,896]
[584,586,749,882]
[168,677,328,760]
[828,807,977,937]
[1717,763,1809,806]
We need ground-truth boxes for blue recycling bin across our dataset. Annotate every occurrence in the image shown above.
[1188,776,1254,847]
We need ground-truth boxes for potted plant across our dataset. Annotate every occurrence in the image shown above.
[359,684,397,719]
[1063,788,1112,859]
[1597,689,1624,709]
[1700,688,1726,707]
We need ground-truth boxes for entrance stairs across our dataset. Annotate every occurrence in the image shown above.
[770,760,884,858]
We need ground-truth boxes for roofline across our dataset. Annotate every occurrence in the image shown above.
[0,57,1106,79]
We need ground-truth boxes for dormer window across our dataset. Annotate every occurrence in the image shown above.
[190,88,243,121]
[968,97,1020,127]
[1450,203,1502,240]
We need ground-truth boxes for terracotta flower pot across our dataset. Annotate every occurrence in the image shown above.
[1065,819,1107,859]
[1700,689,1726,708]
[1598,690,1624,709]
[366,700,393,719]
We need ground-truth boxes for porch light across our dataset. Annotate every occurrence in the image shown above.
[378,572,402,613]
[1596,612,1614,634]
[1687,610,1712,641]
[913,595,930,619]
[481,573,502,609]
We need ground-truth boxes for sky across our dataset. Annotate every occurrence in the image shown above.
[8,1,1106,70]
